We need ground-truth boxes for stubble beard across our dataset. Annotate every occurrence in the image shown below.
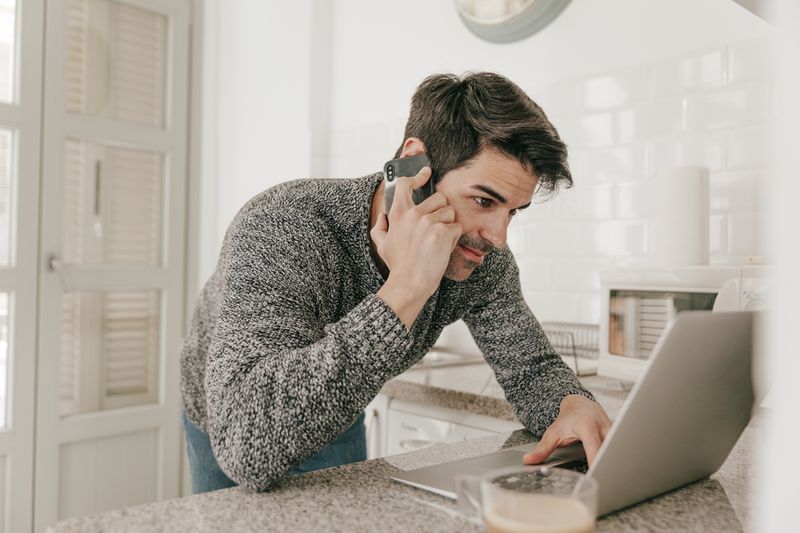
[442,235,493,281]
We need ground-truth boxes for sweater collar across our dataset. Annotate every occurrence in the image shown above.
[354,172,387,293]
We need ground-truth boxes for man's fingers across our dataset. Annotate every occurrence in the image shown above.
[522,431,558,465]
[369,212,388,245]
[410,165,432,190]
[422,206,456,225]
[600,420,613,441]
[393,166,432,209]
[580,432,603,467]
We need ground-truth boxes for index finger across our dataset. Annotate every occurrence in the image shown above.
[579,432,603,467]
[395,166,432,207]
[522,430,559,465]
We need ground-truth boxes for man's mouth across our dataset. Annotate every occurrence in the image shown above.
[459,244,486,263]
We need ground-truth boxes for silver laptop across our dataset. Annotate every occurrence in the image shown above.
[391,311,755,517]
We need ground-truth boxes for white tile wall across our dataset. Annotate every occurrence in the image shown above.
[326,38,774,325]
[651,50,727,95]
[584,144,648,182]
[685,83,768,130]
[581,68,650,110]
[509,37,774,323]
[726,125,768,169]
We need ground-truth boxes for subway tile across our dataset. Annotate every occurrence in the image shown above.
[650,132,726,173]
[768,80,785,118]
[577,293,602,325]
[615,180,655,219]
[506,225,527,257]
[726,125,768,170]
[611,255,657,268]
[550,259,612,291]
[545,190,580,219]
[523,291,581,323]
[539,80,582,116]
[585,144,648,182]
[520,222,551,255]
[525,221,583,256]
[580,113,615,146]
[728,38,774,84]
[651,49,727,96]
[583,220,649,256]
[581,68,650,110]
[567,148,589,182]
[616,98,685,142]
[549,222,584,256]
[518,258,552,292]
[709,214,728,254]
[685,83,768,130]
[709,170,761,212]
[558,184,614,220]
[558,113,614,147]
[728,212,766,256]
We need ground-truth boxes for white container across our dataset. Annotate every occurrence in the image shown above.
[652,166,710,266]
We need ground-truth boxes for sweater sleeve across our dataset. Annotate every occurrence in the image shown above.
[462,250,594,437]
[204,210,413,491]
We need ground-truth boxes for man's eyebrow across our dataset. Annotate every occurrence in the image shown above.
[470,184,532,210]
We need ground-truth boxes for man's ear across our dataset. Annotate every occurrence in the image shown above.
[399,137,427,158]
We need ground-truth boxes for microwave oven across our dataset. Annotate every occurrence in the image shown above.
[597,265,769,382]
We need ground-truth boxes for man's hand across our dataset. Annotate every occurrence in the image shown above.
[372,167,462,329]
[522,394,613,467]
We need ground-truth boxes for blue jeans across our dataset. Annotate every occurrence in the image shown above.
[182,412,367,493]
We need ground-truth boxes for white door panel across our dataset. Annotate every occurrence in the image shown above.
[0,0,44,531]
[35,0,190,530]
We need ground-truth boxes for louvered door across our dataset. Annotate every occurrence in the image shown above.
[35,0,190,530]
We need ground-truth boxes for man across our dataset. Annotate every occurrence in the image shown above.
[180,72,612,493]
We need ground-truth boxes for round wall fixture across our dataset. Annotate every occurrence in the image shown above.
[456,0,573,43]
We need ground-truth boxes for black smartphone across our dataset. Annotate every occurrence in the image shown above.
[383,154,435,213]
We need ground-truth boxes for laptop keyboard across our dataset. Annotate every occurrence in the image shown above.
[555,458,589,474]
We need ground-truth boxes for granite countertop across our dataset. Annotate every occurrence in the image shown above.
[50,358,758,532]
[380,353,633,419]
[50,425,757,532]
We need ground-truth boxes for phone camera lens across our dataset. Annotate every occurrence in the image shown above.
[386,165,395,181]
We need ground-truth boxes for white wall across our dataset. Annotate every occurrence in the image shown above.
[198,0,315,281]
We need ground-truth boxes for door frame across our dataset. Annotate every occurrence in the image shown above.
[0,0,45,531]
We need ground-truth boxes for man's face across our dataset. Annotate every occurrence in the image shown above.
[435,148,538,281]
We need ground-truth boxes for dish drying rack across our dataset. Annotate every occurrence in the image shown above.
[540,322,599,377]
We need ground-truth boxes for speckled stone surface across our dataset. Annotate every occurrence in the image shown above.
[49,424,756,533]
[381,362,632,420]
[48,365,756,532]
[380,378,518,420]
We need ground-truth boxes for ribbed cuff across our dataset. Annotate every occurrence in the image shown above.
[324,293,414,383]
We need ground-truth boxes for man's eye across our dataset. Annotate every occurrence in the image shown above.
[475,197,493,208]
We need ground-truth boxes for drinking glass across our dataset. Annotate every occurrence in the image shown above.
[456,465,598,533]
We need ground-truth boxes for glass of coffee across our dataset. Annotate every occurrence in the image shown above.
[456,465,598,532]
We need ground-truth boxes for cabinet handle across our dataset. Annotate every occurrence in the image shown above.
[399,439,437,451]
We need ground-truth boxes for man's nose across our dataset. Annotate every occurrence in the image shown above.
[480,214,509,250]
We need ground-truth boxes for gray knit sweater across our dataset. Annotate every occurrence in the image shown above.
[180,172,593,491]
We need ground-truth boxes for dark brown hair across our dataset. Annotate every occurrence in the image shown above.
[396,72,572,198]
